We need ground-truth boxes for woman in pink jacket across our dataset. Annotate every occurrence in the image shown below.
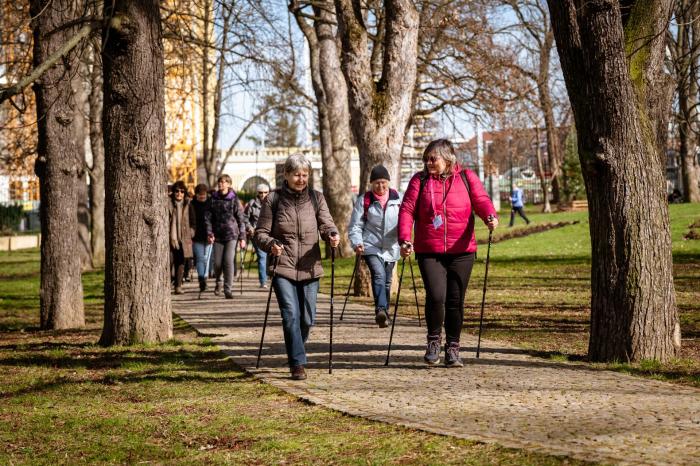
[398,139,498,367]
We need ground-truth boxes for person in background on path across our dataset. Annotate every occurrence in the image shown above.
[206,174,247,299]
[348,164,401,328]
[255,153,340,381]
[398,139,498,368]
[244,183,271,288]
[168,180,195,295]
[191,183,214,292]
[509,183,530,226]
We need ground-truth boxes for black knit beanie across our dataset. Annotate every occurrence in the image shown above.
[370,165,390,182]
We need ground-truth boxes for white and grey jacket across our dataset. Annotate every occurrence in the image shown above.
[348,190,401,263]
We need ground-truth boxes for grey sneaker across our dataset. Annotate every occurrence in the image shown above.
[214,283,222,296]
[375,308,389,328]
[424,335,441,365]
[444,342,463,368]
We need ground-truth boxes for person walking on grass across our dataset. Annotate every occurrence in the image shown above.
[191,183,214,292]
[348,164,401,328]
[398,139,498,368]
[509,183,530,227]
[168,180,195,295]
[206,174,247,299]
[254,153,339,381]
[244,183,271,288]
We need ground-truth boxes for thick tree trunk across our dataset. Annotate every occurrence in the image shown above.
[89,43,106,267]
[292,1,354,257]
[549,0,680,362]
[335,0,419,191]
[100,0,172,345]
[30,0,85,330]
[315,3,353,257]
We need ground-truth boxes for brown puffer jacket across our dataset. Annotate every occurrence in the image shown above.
[254,184,338,282]
[168,198,195,258]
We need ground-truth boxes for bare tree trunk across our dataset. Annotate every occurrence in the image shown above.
[100,0,172,345]
[549,0,680,362]
[537,32,562,205]
[335,0,419,191]
[534,127,551,212]
[677,0,700,202]
[315,3,353,256]
[201,0,213,187]
[73,57,93,270]
[30,0,85,330]
[89,41,106,267]
[292,1,354,257]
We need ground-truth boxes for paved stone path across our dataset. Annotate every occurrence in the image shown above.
[173,276,700,465]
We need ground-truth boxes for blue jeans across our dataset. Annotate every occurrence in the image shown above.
[363,255,395,311]
[255,245,268,286]
[192,241,213,279]
[272,276,320,368]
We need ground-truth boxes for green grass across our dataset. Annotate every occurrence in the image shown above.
[321,203,700,386]
[0,251,583,464]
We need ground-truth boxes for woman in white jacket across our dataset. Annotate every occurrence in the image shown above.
[348,165,401,327]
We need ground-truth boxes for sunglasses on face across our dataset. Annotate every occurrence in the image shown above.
[175,189,186,194]
[423,155,441,163]
[258,191,269,195]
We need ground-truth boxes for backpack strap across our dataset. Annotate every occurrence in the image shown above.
[361,191,373,222]
[268,188,320,234]
[414,170,474,220]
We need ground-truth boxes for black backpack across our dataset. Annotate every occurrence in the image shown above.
[415,169,474,222]
[267,188,320,233]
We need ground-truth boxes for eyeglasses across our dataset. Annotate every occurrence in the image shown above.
[423,155,441,163]
[258,191,269,195]
[175,189,186,194]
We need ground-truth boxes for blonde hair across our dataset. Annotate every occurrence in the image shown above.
[423,139,457,175]
[217,174,232,184]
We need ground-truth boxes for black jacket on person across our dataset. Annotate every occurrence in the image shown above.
[191,197,212,242]
[206,189,247,243]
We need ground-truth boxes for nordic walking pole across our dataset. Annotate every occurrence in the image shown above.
[256,250,279,369]
[385,256,406,366]
[199,243,214,300]
[408,257,422,327]
[339,253,360,321]
[329,244,336,374]
[246,245,256,278]
[476,221,494,359]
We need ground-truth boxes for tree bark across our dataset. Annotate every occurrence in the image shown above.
[335,0,419,191]
[534,126,551,212]
[537,29,562,205]
[549,0,680,362]
[89,41,106,267]
[100,0,172,345]
[30,0,85,330]
[72,58,93,270]
[315,3,353,256]
[292,1,354,257]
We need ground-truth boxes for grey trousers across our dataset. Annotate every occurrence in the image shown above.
[213,239,239,293]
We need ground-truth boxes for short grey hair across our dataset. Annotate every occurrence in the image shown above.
[283,153,312,174]
[423,139,457,174]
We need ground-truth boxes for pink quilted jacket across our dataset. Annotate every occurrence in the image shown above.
[398,166,497,254]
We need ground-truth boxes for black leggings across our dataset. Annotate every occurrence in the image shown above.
[417,253,475,343]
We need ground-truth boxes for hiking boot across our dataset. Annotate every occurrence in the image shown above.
[199,278,207,292]
[214,283,222,296]
[291,365,307,380]
[424,335,441,365]
[375,308,389,328]
[444,341,463,368]
[174,287,184,295]
[224,291,234,299]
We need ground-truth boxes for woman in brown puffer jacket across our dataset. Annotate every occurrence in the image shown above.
[169,180,195,294]
[254,153,339,381]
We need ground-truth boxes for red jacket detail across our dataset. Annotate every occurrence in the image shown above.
[398,166,497,254]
